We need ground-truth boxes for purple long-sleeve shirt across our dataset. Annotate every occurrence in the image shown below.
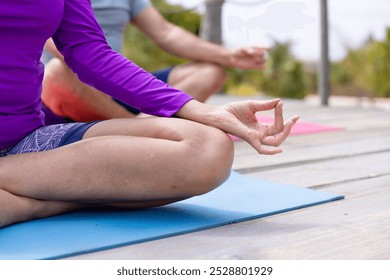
[0,0,192,149]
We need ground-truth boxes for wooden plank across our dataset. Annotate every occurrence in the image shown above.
[277,127,390,148]
[248,151,390,188]
[234,133,390,171]
[66,175,390,260]
[321,115,390,131]
[234,128,390,156]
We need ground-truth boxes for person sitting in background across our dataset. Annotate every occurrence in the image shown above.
[42,0,268,122]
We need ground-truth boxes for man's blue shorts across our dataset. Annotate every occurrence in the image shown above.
[114,67,173,114]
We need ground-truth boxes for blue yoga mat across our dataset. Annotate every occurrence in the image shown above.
[0,172,343,260]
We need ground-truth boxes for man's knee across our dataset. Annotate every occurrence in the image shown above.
[43,58,72,98]
[200,63,227,92]
[42,58,90,119]
[44,58,71,81]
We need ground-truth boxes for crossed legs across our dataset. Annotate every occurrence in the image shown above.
[0,117,234,228]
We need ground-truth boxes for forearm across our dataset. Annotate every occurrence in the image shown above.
[156,25,233,66]
[175,99,217,127]
[155,25,268,70]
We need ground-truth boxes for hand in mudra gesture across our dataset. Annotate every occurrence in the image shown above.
[212,99,299,155]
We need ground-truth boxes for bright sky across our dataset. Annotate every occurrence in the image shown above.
[167,0,390,61]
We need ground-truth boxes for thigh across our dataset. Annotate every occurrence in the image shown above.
[82,116,208,142]
[166,62,226,102]
[0,117,232,202]
[167,62,203,85]
[43,58,133,121]
[167,62,225,85]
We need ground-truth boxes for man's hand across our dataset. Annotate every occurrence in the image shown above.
[227,47,269,70]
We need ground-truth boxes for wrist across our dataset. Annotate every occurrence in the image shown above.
[218,48,234,67]
[175,99,217,126]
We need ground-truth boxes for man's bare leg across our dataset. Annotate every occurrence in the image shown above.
[42,58,135,121]
[42,59,226,121]
[168,62,227,102]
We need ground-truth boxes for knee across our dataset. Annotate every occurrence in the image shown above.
[43,57,70,81]
[42,58,84,115]
[184,126,234,196]
[42,58,69,99]
[43,58,79,94]
[201,63,227,92]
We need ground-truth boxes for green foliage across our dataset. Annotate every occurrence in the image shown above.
[258,42,308,99]
[224,68,260,96]
[152,0,200,34]
[330,63,353,86]
[305,68,318,94]
[331,45,371,96]
[366,29,390,98]
[122,0,201,72]
[227,29,390,99]
[224,42,309,99]
[331,28,390,98]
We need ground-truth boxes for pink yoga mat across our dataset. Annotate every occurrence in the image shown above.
[230,115,342,141]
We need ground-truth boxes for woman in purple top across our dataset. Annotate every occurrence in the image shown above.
[0,0,298,228]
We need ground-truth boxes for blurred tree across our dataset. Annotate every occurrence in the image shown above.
[331,28,390,98]
[224,68,259,96]
[259,42,308,99]
[366,28,390,98]
[330,47,370,97]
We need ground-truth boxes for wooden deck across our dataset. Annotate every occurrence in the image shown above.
[67,94,390,260]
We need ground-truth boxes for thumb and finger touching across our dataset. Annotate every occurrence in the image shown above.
[239,100,299,155]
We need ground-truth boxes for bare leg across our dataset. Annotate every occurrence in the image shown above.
[43,59,226,121]
[168,62,227,102]
[42,58,135,121]
[0,117,234,227]
[0,189,84,228]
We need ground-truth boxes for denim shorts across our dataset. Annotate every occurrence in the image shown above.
[0,122,98,157]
